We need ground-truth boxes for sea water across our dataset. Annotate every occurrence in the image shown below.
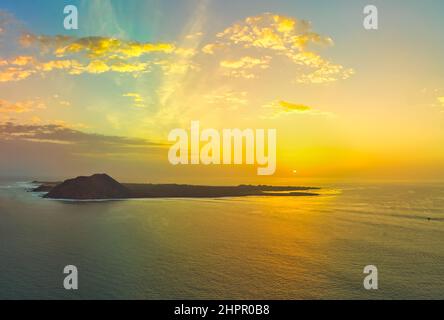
[0,180,443,299]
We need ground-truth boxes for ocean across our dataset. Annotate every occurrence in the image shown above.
[0,180,443,299]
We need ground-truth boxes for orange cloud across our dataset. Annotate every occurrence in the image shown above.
[0,67,34,82]
[10,55,35,66]
[0,98,46,113]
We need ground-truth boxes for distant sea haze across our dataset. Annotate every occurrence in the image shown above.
[0,180,443,299]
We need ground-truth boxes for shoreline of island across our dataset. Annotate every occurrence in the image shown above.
[30,174,320,200]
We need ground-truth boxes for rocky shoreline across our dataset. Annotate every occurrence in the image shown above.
[32,174,320,200]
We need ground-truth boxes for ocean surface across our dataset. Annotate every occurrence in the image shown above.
[0,180,443,299]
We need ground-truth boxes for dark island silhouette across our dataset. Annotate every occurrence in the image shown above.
[33,173,320,200]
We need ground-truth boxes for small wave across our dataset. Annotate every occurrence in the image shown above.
[0,182,38,189]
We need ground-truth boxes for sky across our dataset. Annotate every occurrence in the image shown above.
[0,0,443,183]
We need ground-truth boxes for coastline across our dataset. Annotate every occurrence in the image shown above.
[31,175,321,200]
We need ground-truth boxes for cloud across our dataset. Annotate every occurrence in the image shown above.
[0,95,72,117]
[0,55,153,81]
[202,43,225,54]
[0,22,191,82]
[174,47,197,58]
[0,121,161,147]
[123,93,146,108]
[108,60,151,73]
[51,94,71,107]
[86,60,110,74]
[38,59,82,72]
[0,55,78,81]
[219,55,271,79]
[204,90,248,109]
[289,51,354,83]
[21,34,176,59]
[262,100,332,118]
[203,13,353,83]
[214,13,332,51]
[155,59,198,76]
[277,100,311,111]
[10,55,35,66]
[0,9,351,133]
[438,96,444,107]
[0,66,34,82]
[0,56,38,81]
[185,32,204,40]
[0,98,46,113]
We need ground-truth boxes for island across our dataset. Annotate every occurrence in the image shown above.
[31,173,320,200]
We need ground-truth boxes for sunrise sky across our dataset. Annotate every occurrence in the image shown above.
[0,0,443,183]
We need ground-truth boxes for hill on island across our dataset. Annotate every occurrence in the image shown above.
[44,174,131,200]
[38,173,320,200]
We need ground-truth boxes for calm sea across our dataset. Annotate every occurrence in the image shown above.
[0,180,443,299]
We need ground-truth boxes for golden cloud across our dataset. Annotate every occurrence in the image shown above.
[37,59,80,72]
[123,93,146,108]
[0,31,187,82]
[109,60,150,73]
[21,34,176,59]
[219,55,271,79]
[204,13,353,83]
[86,60,110,74]
[0,54,154,81]
[214,13,332,51]
[262,100,332,119]
[278,100,311,111]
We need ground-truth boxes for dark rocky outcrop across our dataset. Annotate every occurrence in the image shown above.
[44,174,131,200]
[31,183,58,192]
